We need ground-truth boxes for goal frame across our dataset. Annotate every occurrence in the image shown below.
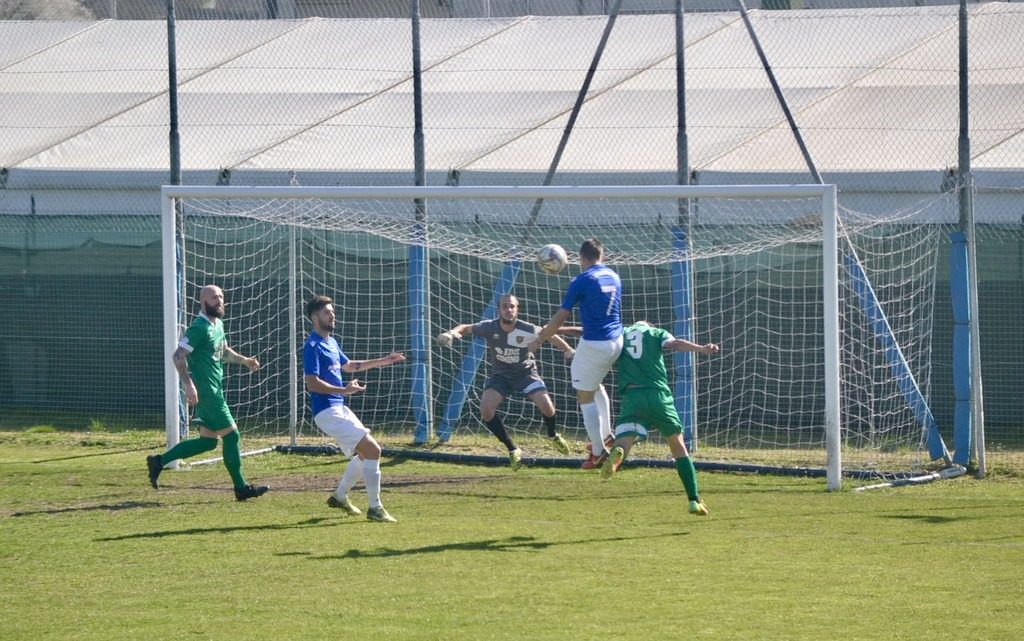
[161,183,842,488]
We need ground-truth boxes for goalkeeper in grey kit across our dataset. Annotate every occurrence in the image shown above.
[438,294,576,468]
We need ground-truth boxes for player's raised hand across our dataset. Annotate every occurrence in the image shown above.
[437,331,458,347]
[387,352,406,364]
[701,343,720,355]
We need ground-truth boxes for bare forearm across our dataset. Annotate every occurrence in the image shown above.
[342,352,404,373]
[344,359,378,373]
[304,376,348,395]
[547,334,574,354]
[447,324,473,338]
[172,349,193,384]
[536,309,571,344]
[223,346,250,365]
[667,338,719,355]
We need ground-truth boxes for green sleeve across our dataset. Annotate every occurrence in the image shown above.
[183,321,209,352]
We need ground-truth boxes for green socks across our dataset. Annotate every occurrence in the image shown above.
[158,432,247,490]
[674,456,700,502]
[161,436,217,465]
[221,430,247,490]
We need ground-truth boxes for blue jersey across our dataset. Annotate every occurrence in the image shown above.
[561,264,623,341]
[303,332,350,416]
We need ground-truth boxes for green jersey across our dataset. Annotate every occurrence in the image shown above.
[180,314,227,404]
[618,322,673,395]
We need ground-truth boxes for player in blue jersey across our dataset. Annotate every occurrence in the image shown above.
[530,238,623,469]
[304,294,405,523]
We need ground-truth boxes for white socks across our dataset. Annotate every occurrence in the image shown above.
[581,385,613,455]
[335,456,364,499]
[594,384,612,444]
[580,402,605,455]
[362,457,383,509]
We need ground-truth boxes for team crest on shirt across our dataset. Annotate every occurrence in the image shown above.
[507,328,536,347]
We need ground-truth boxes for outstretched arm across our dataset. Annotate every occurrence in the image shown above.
[528,308,572,353]
[556,325,583,338]
[545,333,575,360]
[341,352,406,373]
[437,323,474,347]
[665,338,720,356]
[224,345,260,372]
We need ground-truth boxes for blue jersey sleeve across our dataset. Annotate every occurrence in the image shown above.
[560,275,584,312]
[303,337,321,377]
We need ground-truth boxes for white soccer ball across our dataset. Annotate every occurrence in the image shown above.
[537,243,568,275]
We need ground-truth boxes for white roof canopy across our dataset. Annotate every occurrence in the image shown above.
[1,5,1022,196]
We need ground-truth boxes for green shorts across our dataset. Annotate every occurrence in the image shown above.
[193,398,235,431]
[616,387,683,440]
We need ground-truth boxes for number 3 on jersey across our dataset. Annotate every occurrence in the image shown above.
[625,328,644,359]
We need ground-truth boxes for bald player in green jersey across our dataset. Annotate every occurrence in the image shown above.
[602,321,719,516]
[147,285,268,501]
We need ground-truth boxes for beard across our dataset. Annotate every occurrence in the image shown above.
[203,301,224,318]
[316,315,334,333]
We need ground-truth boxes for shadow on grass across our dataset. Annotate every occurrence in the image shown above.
[11,500,162,517]
[31,445,156,464]
[879,513,962,524]
[95,516,343,542]
[307,530,689,560]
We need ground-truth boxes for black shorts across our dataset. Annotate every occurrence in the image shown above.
[484,371,548,398]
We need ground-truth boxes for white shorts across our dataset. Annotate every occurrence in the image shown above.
[313,405,370,458]
[571,335,624,392]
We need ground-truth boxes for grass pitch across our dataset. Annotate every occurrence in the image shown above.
[1,429,1021,641]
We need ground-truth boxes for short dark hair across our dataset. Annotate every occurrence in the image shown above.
[306,294,333,320]
[580,238,604,262]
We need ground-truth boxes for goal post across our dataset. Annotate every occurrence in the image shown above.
[162,183,949,489]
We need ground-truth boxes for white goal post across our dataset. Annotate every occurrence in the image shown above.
[162,183,950,491]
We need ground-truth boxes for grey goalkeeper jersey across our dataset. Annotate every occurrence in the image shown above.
[471,319,541,377]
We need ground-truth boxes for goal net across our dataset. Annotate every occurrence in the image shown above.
[162,184,951,488]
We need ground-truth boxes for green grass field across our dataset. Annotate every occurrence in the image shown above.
[1,429,1022,641]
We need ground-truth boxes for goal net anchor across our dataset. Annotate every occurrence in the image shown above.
[187,447,277,467]
[852,465,967,492]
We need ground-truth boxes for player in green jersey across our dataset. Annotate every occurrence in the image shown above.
[602,321,719,516]
[147,285,269,501]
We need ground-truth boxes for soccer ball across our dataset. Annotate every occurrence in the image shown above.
[537,243,568,275]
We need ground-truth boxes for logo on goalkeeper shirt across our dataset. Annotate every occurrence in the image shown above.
[506,328,535,347]
[494,347,521,364]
